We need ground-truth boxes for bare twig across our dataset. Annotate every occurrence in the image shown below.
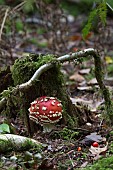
[0,98,6,110]
[106,2,113,12]
[12,1,26,12]
[0,7,9,41]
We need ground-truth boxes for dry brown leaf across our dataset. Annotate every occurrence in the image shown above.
[70,96,104,112]
[69,34,82,41]
[79,68,90,75]
[69,73,85,82]
[89,143,108,155]
[87,78,98,85]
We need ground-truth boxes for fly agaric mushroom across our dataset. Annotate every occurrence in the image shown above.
[28,96,63,132]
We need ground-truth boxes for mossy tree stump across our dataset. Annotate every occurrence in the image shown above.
[1,48,112,135]
[4,53,90,135]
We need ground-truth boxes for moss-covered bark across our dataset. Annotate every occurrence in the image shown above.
[93,52,113,124]
[0,134,42,153]
[0,66,14,93]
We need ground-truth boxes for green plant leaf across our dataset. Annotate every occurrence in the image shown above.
[82,9,97,39]
[0,123,10,133]
[16,19,24,32]
[0,0,5,5]
[23,0,35,12]
[82,1,107,39]
[98,1,107,26]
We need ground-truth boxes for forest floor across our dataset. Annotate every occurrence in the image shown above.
[1,3,113,169]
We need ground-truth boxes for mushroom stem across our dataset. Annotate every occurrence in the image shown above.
[43,123,55,133]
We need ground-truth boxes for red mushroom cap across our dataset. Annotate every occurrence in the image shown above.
[28,96,63,124]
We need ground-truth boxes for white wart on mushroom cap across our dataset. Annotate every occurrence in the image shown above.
[28,96,63,132]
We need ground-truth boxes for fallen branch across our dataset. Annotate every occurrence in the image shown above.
[0,134,43,153]
[0,7,9,41]
[0,48,113,123]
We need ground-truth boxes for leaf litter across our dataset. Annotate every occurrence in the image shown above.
[1,2,113,170]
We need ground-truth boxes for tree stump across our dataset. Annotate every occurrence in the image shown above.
[6,53,92,135]
[1,48,113,134]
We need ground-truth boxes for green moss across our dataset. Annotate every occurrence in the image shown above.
[0,137,43,153]
[59,127,79,140]
[11,53,66,103]
[110,131,113,136]
[81,155,113,170]
[107,63,113,76]
[21,139,43,152]
[11,53,57,86]
[66,114,78,128]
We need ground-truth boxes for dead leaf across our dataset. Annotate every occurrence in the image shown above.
[69,34,82,41]
[78,81,86,86]
[79,68,90,75]
[86,132,103,143]
[70,97,92,105]
[87,78,98,85]
[69,73,85,82]
[81,132,103,146]
[89,143,108,155]
[77,86,92,91]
